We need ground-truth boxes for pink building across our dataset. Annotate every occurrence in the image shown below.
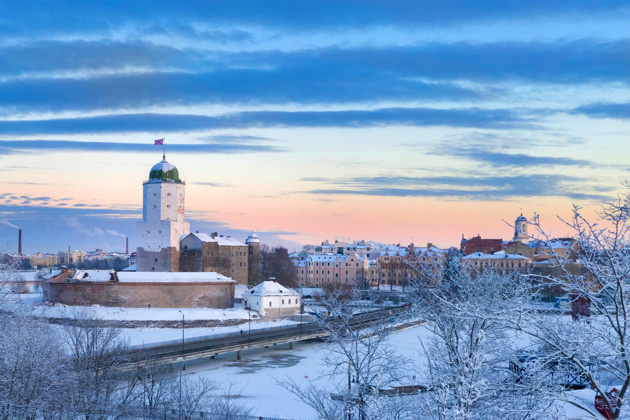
[296,253,368,287]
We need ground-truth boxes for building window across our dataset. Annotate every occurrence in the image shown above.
[269,302,272,307]
[154,258,158,262]
[282,299,285,304]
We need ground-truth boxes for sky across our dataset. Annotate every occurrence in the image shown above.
[1,1,629,254]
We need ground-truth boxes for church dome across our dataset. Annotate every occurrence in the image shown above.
[148,158,181,183]
[246,232,260,244]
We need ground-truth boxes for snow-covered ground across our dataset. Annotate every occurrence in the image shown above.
[12,293,252,322]
[5,293,603,419]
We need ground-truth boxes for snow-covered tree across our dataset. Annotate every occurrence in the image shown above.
[508,191,630,419]
[0,311,72,419]
[413,266,559,419]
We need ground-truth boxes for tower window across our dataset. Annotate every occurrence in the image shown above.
[154,258,158,262]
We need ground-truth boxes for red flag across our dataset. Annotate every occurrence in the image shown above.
[154,138,164,146]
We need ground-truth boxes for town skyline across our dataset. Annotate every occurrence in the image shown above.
[1,2,629,254]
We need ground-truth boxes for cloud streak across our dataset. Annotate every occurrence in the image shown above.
[303,174,611,201]
[0,1,626,36]
[0,39,627,116]
[445,149,594,168]
[573,102,630,120]
[0,107,534,136]
[0,139,284,155]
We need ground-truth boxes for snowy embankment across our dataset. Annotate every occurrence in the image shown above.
[7,292,300,345]
[6,294,604,419]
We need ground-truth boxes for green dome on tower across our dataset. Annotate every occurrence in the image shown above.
[148,158,181,183]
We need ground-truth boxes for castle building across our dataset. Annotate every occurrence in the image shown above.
[134,155,260,284]
[136,157,190,272]
[180,232,249,284]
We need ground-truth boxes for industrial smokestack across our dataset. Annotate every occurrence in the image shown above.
[18,229,22,255]
[126,237,129,254]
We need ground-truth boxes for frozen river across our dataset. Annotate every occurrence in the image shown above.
[171,324,428,419]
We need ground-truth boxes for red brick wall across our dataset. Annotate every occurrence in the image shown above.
[461,237,504,255]
[43,281,234,308]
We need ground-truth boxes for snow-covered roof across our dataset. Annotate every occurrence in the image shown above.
[308,254,342,263]
[117,272,235,283]
[462,252,530,260]
[248,281,299,297]
[148,158,181,183]
[184,232,247,247]
[54,269,235,283]
[531,239,576,249]
[245,232,260,244]
[74,270,112,281]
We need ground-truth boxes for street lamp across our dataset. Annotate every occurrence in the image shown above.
[248,306,252,341]
[177,310,186,418]
[298,289,303,333]
[177,310,185,360]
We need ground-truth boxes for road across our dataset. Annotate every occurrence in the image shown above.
[120,304,410,368]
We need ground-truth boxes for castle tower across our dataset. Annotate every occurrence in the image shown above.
[136,157,190,271]
[513,213,529,243]
[246,232,260,285]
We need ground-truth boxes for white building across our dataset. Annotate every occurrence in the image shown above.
[243,281,301,320]
[136,156,190,271]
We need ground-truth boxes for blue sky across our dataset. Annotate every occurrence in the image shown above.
[1,1,629,254]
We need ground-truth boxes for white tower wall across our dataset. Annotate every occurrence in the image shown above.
[139,182,189,251]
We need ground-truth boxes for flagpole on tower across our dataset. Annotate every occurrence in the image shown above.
[163,138,166,160]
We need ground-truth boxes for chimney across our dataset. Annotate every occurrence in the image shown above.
[18,229,22,255]
[126,237,129,254]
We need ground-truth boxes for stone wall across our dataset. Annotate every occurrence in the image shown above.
[179,249,202,272]
[262,306,300,320]
[248,242,260,285]
[201,242,248,284]
[178,243,248,284]
[43,281,234,308]
[137,246,180,272]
